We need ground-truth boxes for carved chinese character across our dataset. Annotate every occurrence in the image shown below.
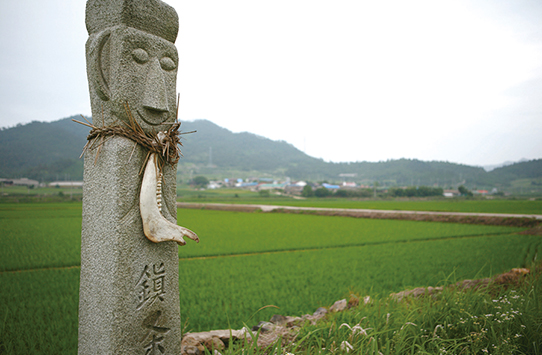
[141,310,170,355]
[144,334,166,355]
[136,263,166,309]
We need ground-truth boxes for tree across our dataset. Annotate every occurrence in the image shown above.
[192,176,209,188]
[458,185,473,197]
[301,184,314,197]
[373,181,379,198]
[314,187,332,198]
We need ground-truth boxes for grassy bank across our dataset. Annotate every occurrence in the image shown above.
[248,266,542,354]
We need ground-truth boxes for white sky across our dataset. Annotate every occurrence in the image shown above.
[0,0,541,166]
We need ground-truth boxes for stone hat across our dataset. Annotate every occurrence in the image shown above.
[86,0,179,43]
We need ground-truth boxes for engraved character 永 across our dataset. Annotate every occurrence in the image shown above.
[144,334,166,355]
[141,310,170,355]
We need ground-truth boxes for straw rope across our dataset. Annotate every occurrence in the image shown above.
[73,101,194,173]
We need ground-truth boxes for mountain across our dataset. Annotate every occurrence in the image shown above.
[487,159,542,184]
[175,120,493,187]
[0,117,541,193]
[0,116,89,181]
[178,119,324,174]
[482,159,529,172]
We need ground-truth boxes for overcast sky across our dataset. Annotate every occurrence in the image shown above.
[0,1,541,167]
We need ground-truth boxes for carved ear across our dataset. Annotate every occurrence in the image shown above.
[87,29,111,101]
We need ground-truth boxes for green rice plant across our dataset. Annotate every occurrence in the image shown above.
[0,203,82,271]
[0,202,82,219]
[177,209,524,258]
[0,268,80,354]
[179,234,541,332]
[0,203,539,353]
[0,204,524,271]
[0,234,539,353]
[177,187,259,199]
[0,185,83,197]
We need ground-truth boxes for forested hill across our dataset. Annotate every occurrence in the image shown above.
[173,120,484,186]
[178,119,323,173]
[0,117,541,191]
[0,116,88,181]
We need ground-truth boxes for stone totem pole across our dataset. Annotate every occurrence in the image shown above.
[79,1,198,354]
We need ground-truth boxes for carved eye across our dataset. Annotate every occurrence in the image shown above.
[132,48,149,64]
[160,57,176,71]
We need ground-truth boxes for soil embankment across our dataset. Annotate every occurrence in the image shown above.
[177,202,542,230]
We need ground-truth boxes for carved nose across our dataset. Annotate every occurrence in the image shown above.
[142,59,169,113]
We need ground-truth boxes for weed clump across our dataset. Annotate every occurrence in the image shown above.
[242,265,542,355]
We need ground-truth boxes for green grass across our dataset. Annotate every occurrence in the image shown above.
[290,273,542,354]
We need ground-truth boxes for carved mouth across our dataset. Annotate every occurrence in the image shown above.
[136,109,168,126]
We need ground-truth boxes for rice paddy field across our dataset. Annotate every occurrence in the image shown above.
[0,201,541,353]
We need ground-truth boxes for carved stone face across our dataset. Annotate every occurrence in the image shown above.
[87,26,178,132]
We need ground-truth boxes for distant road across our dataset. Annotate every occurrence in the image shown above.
[177,202,542,227]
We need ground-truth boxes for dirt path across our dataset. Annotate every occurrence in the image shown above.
[177,202,542,229]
